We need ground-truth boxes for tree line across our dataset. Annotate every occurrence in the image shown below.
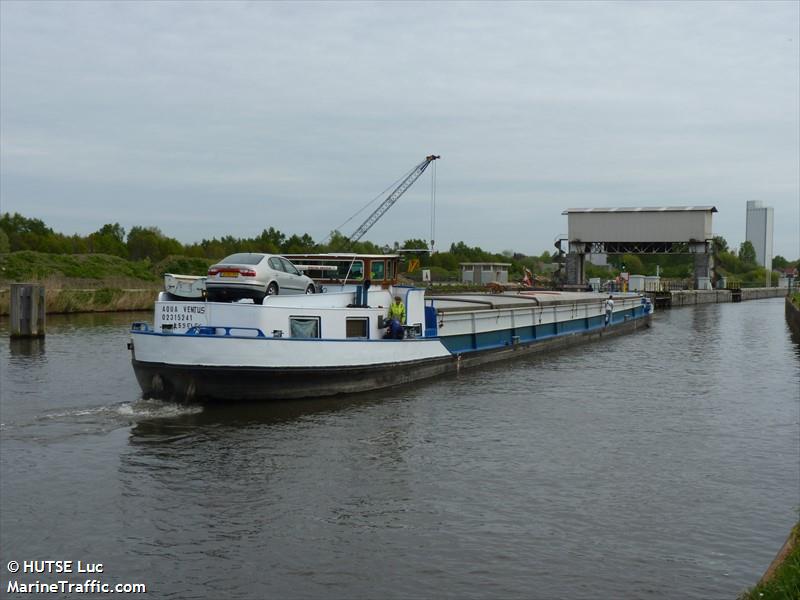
[1,213,794,285]
[0,213,552,279]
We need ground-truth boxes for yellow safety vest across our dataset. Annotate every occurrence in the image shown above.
[388,301,405,322]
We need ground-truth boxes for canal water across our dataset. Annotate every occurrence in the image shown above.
[1,298,797,599]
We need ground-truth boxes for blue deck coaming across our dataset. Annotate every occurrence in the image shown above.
[440,305,648,354]
[130,329,438,343]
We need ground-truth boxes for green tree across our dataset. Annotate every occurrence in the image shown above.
[739,241,757,267]
[0,212,59,252]
[326,230,352,252]
[282,233,317,254]
[402,238,429,250]
[620,253,645,274]
[712,236,729,255]
[256,227,285,252]
[88,223,127,257]
[716,250,743,274]
[773,255,789,269]
[394,239,429,267]
[430,252,458,271]
[0,228,9,253]
[127,226,182,262]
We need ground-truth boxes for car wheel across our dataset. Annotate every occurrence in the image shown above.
[305,284,315,294]
[266,282,279,296]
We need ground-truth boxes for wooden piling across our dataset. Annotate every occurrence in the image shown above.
[9,284,46,338]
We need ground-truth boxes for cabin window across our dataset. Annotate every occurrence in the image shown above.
[386,260,395,280]
[482,265,493,271]
[463,265,473,272]
[346,317,369,339]
[290,316,320,339]
[371,260,385,280]
[336,260,364,281]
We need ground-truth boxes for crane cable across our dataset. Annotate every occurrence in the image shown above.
[429,159,437,254]
[327,163,419,243]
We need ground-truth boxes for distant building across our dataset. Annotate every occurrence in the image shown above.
[745,200,774,271]
[776,266,797,288]
[460,263,511,285]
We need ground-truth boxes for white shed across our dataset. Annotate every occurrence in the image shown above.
[460,263,511,285]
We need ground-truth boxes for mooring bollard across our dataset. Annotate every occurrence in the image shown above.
[10,283,46,338]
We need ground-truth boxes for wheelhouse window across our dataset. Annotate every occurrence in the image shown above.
[370,260,385,281]
[386,260,395,280]
[290,316,320,339]
[300,262,337,279]
[346,318,369,339]
[336,260,364,281]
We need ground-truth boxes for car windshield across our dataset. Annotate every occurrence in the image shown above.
[220,253,264,265]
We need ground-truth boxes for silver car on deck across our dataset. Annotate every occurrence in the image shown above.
[205,253,316,303]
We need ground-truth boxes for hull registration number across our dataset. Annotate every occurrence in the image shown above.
[156,302,208,331]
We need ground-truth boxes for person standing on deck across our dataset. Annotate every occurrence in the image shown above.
[386,294,406,339]
[605,294,614,326]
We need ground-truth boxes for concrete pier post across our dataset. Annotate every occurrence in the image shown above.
[565,252,585,285]
[9,283,46,338]
[693,249,713,290]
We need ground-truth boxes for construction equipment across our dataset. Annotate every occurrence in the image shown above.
[347,155,440,243]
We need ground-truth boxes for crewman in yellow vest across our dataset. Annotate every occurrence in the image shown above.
[385,294,406,339]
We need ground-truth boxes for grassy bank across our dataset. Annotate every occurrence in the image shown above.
[740,524,800,600]
[0,250,193,315]
[0,286,158,315]
[0,250,213,283]
[0,250,157,282]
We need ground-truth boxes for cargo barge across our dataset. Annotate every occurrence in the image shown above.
[129,258,652,401]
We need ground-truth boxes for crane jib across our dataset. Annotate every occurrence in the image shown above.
[348,155,440,243]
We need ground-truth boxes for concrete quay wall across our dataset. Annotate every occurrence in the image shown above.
[669,287,786,307]
[786,296,800,337]
[740,287,789,301]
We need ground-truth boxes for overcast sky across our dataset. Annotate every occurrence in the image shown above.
[1,1,798,258]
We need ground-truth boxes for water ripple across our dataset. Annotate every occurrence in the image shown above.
[1,301,798,599]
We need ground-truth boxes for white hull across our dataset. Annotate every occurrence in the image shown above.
[130,287,653,401]
[132,332,451,369]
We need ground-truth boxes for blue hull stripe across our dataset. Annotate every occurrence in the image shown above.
[440,306,648,354]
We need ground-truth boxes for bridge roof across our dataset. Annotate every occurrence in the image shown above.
[562,206,717,215]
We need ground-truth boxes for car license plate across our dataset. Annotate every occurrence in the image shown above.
[220,272,238,278]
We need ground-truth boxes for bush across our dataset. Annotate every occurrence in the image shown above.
[0,251,156,282]
[154,255,214,277]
